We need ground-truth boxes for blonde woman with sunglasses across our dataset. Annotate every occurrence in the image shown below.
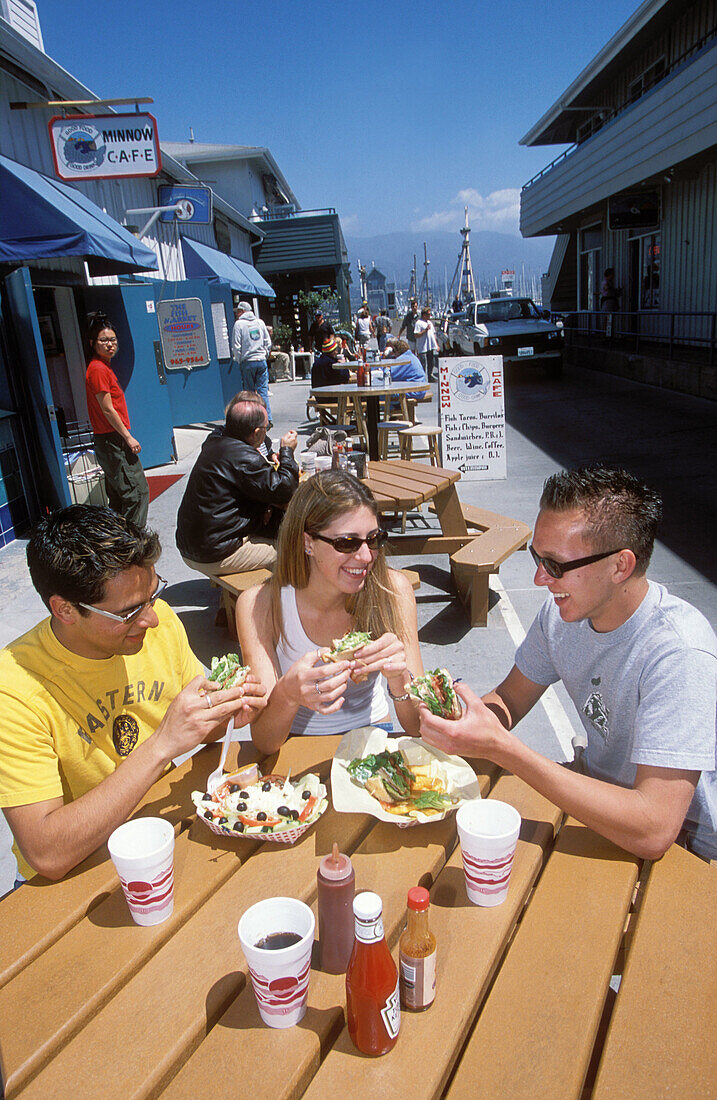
[236,470,424,753]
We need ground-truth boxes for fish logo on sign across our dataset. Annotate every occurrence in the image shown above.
[57,123,106,173]
[450,361,490,401]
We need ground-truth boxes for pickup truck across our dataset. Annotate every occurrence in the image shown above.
[446,296,564,376]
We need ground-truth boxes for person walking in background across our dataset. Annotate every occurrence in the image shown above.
[354,306,374,351]
[399,299,419,353]
[85,313,149,528]
[375,310,392,353]
[307,309,334,355]
[600,268,621,335]
[232,301,272,425]
[414,306,439,381]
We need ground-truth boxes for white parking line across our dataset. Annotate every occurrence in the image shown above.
[490,576,577,759]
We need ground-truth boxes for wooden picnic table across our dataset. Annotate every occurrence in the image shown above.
[362,460,531,626]
[310,380,431,461]
[2,734,714,1099]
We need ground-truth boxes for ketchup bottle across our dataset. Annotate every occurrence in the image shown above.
[346,891,400,1056]
[317,842,355,974]
[356,360,366,388]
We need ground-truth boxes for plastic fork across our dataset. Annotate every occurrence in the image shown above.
[205,717,234,794]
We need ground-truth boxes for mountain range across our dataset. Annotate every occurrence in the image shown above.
[345,230,555,297]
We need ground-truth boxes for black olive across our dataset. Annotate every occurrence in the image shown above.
[261,825,272,833]
[233,821,244,833]
[237,802,247,811]
[277,805,291,817]
[256,811,267,821]
[203,792,212,801]
[204,809,213,819]
[218,816,228,825]
[229,784,240,793]
[239,790,249,798]
[261,781,272,792]
[290,809,300,820]
[302,790,311,800]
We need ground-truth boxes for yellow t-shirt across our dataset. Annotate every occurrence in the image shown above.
[0,600,202,879]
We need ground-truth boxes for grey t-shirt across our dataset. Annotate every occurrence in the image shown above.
[516,582,717,858]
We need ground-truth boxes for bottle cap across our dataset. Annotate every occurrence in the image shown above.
[407,886,430,911]
[319,842,353,881]
[353,890,382,921]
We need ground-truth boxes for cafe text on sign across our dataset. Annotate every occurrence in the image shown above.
[48,113,162,181]
[438,355,507,481]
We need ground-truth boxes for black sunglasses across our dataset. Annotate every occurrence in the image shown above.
[310,529,388,554]
[529,545,623,580]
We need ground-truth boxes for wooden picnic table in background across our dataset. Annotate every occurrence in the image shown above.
[1,734,714,1099]
[362,460,532,626]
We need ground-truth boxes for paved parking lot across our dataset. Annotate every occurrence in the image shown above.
[2,358,715,894]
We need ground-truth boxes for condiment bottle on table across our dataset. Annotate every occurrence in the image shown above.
[317,842,355,974]
[346,891,400,1055]
[399,886,437,1010]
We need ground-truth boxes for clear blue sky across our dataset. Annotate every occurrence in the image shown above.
[39,0,637,237]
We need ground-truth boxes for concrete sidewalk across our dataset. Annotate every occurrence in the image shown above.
[2,361,716,894]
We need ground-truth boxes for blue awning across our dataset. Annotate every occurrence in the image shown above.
[181,237,275,298]
[0,154,159,276]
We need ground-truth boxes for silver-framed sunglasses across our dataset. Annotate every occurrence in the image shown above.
[77,576,168,624]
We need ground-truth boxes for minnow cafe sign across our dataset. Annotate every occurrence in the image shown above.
[49,113,161,180]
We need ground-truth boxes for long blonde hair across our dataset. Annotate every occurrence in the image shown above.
[270,470,403,643]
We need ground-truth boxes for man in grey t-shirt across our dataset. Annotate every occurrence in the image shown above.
[418,466,717,862]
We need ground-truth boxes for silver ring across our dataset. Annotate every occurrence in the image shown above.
[205,693,214,708]
[315,682,322,696]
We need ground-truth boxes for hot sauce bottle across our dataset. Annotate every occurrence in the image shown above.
[346,891,400,1056]
[317,842,355,974]
[399,886,437,1010]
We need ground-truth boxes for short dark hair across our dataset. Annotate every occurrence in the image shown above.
[27,505,161,611]
[225,394,266,441]
[540,465,662,575]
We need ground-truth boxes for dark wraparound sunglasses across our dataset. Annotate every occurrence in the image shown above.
[529,545,623,580]
[310,529,388,554]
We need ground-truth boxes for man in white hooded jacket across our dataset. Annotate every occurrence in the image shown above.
[232,302,273,424]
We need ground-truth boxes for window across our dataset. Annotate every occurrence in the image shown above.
[579,226,602,310]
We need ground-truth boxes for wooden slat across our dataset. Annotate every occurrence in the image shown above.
[16,819,372,1094]
[0,748,216,990]
[302,775,562,1100]
[370,459,461,487]
[593,844,717,1098]
[451,526,531,572]
[445,820,640,1100]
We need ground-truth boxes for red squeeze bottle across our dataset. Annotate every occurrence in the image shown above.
[317,842,355,974]
[346,891,400,1056]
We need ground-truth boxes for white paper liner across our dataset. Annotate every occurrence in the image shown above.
[331,726,481,826]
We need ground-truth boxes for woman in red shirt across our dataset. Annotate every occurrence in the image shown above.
[85,314,150,528]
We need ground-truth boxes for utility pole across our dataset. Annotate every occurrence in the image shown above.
[357,259,367,305]
[418,242,431,308]
[408,255,417,301]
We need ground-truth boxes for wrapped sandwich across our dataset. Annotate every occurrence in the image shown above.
[320,630,372,683]
[346,748,457,818]
[408,668,461,719]
[208,653,250,689]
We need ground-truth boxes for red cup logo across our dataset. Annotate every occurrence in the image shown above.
[120,862,174,913]
[248,956,311,1017]
[462,849,514,896]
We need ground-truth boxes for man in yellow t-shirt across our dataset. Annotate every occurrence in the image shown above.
[0,505,266,882]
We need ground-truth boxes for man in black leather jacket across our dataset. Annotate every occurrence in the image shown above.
[176,394,299,577]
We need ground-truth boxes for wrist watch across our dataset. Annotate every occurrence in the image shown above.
[387,671,412,703]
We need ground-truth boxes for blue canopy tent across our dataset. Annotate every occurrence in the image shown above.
[0,154,159,276]
[181,237,275,298]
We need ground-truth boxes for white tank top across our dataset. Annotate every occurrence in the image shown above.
[276,586,389,736]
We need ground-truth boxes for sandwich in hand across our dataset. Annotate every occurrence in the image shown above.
[408,669,461,719]
[320,630,372,683]
[208,653,250,689]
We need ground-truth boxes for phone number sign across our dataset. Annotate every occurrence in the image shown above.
[157,299,210,371]
[438,355,506,480]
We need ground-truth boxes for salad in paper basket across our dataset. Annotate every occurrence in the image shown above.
[331,726,480,826]
[192,763,328,844]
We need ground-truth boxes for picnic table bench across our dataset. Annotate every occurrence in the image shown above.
[2,734,713,1098]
